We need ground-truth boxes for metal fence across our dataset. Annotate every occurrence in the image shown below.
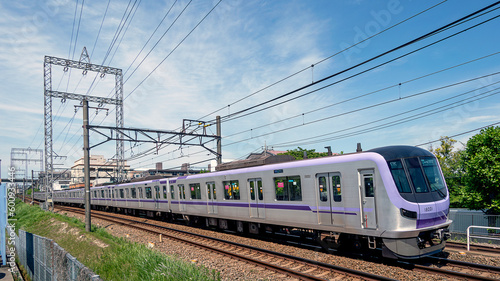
[16,229,101,281]
[449,209,500,244]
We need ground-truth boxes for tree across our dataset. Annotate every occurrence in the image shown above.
[461,126,500,214]
[429,137,465,207]
[279,147,328,160]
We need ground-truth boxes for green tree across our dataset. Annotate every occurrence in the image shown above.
[429,137,465,207]
[279,147,328,160]
[462,126,500,214]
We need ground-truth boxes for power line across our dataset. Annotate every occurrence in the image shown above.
[197,0,448,120]
[225,77,500,147]
[224,52,500,139]
[215,2,500,123]
[124,0,223,101]
[270,86,500,148]
[415,121,500,147]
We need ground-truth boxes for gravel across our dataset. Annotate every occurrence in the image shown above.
[58,209,500,281]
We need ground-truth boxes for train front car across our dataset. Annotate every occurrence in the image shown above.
[369,146,451,259]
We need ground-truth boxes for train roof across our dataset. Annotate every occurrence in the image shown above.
[367,145,434,161]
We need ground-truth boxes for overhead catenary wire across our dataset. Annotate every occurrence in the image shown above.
[224,77,500,147]
[197,0,449,120]
[269,86,500,148]
[223,51,500,139]
[213,2,500,124]
[112,1,489,167]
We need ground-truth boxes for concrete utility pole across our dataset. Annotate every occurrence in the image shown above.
[83,100,91,232]
[31,170,34,204]
[216,115,222,165]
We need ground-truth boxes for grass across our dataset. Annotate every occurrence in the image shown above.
[12,200,220,281]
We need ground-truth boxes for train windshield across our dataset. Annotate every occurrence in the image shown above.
[388,157,447,203]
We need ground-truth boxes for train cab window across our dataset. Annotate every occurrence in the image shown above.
[190,183,201,199]
[223,180,240,200]
[178,184,186,199]
[139,187,144,199]
[163,186,167,199]
[388,160,412,193]
[274,176,302,201]
[120,189,124,199]
[145,186,152,199]
[405,158,429,193]
[420,157,447,199]
[170,185,175,199]
[332,175,342,202]
[131,188,137,198]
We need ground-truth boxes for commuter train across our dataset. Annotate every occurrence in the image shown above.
[35,145,451,259]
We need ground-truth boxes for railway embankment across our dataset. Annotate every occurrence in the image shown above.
[11,200,220,281]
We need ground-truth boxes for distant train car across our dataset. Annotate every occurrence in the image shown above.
[38,145,451,259]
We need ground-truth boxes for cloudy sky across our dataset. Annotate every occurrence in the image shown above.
[1,0,499,179]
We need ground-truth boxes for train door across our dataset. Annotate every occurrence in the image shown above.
[206,182,218,214]
[316,173,344,226]
[360,170,377,229]
[154,185,160,210]
[248,178,265,219]
[178,184,186,212]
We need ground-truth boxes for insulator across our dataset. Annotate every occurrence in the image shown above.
[100,72,105,78]
[83,70,88,75]
[64,66,69,72]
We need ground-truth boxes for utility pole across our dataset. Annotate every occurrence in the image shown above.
[216,115,222,165]
[22,178,25,203]
[83,100,91,232]
[31,170,34,204]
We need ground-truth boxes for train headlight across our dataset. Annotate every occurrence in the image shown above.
[400,208,417,219]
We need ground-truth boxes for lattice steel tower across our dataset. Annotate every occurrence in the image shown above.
[44,50,124,193]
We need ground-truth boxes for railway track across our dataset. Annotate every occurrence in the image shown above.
[446,241,500,255]
[22,197,500,280]
[55,205,397,281]
[399,257,500,281]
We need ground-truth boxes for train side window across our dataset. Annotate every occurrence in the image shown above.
[145,186,152,199]
[274,176,302,201]
[139,187,144,198]
[190,183,201,199]
[120,189,124,199]
[101,190,105,198]
[178,184,186,199]
[223,180,240,200]
[250,181,255,200]
[126,188,130,198]
[364,174,374,197]
[131,188,137,198]
[170,185,175,199]
[154,186,160,199]
[332,175,341,202]
[318,176,328,202]
[163,186,167,199]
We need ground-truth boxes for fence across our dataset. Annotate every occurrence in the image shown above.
[449,209,500,244]
[16,229,101,281]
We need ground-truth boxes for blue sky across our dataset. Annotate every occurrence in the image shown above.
[0,0,499,179]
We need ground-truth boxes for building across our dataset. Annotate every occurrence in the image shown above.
[38,170,71,191]
[128,162,201,182]
[215,150,295,171]
[70,155,130,188]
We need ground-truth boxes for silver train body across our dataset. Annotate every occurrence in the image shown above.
[35,146,451,258]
